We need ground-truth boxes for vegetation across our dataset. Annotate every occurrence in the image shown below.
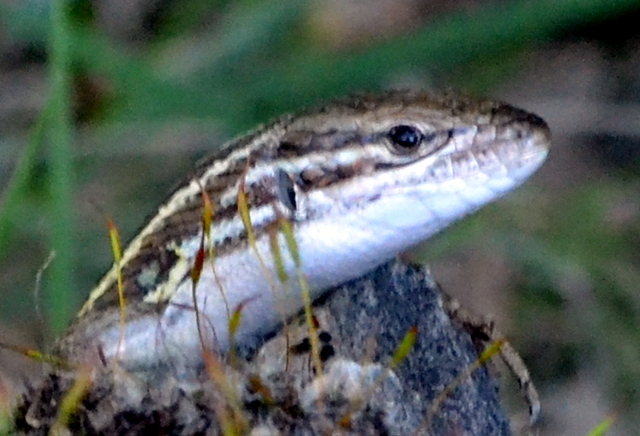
[1,0,640,433]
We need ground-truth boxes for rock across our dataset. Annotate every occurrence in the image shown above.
[11,260,511,435]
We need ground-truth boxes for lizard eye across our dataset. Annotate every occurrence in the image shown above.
[388,125,424,152]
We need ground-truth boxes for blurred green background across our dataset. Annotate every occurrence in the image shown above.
[2,0,640,434]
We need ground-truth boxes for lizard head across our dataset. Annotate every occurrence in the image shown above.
[276,90,550,239]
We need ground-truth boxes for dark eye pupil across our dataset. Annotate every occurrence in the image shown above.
[388,125,422,149]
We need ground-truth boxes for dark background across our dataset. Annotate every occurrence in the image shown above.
[2,1,640,434]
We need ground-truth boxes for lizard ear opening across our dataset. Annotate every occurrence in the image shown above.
[276,169,298,214]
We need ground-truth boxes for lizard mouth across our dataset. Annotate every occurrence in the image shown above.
[481,115,551,192]
[485,103,551,179]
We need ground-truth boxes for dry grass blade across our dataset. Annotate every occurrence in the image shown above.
[277,216,323,379]
[48,365,92,436]
[105,217,126,364]
[197,180,231,325]
[0,340,74,370]
[191,232,207,354]
[415,338,505,435]
[586,413,617,436]
[237,167,291,367]
[203,350,247,436]
[267,225,288,283]
[33,251,56,337]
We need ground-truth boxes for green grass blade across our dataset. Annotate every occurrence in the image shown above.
[0,107,49,255]
[47,0,76,332]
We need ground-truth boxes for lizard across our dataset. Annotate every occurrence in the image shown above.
[56,90,550,419]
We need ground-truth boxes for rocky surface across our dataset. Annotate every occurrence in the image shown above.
[11,260,511,435]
